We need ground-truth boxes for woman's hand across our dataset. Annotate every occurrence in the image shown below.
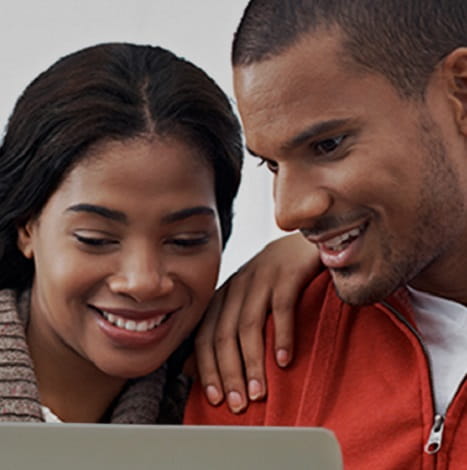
[194,232,321,413]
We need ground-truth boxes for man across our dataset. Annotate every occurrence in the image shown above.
[185,1,467,468]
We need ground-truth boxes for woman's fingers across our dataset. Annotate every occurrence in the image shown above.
[195,233,323,414]
[237,275,272,401]
[194,286,227,406]
[195,275,249,413]
[269,272,304,367]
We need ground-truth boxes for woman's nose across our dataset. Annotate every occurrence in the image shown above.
[107,248,175,302]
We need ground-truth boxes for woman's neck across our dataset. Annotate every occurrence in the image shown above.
[26,315,126,423]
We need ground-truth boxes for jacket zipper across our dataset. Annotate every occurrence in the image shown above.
[423,372,466,455]
[424,414,445,454]
[380,300,445,455]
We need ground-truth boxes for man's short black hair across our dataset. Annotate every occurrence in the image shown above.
[232,0,467,97]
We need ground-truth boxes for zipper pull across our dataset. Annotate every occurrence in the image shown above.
[424,414,445,454]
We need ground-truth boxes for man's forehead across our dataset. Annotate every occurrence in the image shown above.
[232,32,363,154]
[234,31,344,94]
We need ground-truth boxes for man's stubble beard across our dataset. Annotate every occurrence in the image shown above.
[332,112,464,306]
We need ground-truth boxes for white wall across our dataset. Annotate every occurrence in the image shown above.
[0,0,284,283]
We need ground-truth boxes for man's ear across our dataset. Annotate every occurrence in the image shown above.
[17,221,35,259]
[443,47,467,135]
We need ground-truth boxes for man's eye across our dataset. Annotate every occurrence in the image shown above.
[315,135,346,155]
[74,234,117,246]
[257,158,278,173]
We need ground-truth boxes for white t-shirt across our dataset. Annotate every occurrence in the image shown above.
[41,405,62,423]
[408,287,467,415]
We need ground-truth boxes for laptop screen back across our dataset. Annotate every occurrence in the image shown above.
[0,423,343,470]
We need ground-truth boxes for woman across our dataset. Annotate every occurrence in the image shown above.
[0,42,243,423]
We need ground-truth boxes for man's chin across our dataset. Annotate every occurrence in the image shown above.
[334,287,378,306]
[330,268,398,306]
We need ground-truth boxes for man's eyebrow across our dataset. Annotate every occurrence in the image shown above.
[245,118,353,159]
[282,118,352,152]
[161,206,216,224]
[66,204,127,223]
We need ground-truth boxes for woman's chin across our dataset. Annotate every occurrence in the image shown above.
[93,357,166,380]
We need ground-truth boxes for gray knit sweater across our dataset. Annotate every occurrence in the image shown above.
[0,289,189,423]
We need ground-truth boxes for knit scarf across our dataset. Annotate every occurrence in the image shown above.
[0,289,177,423]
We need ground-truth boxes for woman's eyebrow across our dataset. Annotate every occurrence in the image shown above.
[65,203,127,223]
[161,206,216,224]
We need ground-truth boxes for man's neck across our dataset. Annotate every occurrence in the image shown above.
[409,250,467,306]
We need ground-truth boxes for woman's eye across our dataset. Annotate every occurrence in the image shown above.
[74,234,117,247]
[257,158,278,173]
[169,236,209,248]
[314,135,346,155]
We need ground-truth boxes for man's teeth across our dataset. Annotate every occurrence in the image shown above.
[323,227,362,252]
[101,312,168,332]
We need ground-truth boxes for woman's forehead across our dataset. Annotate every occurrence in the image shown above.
[50,136,217,215]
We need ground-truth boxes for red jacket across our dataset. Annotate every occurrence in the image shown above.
[185,272,467,469]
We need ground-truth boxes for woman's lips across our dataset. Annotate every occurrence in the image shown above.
[91,306,178,347]
[92,307,173,332]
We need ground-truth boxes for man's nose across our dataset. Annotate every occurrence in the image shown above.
[107,247,175,302]
[274,166,332,232]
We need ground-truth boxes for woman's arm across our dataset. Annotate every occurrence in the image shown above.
[194,232,322,413]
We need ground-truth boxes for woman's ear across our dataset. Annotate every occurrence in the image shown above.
[17,221,35,259]
[443,47,467,135]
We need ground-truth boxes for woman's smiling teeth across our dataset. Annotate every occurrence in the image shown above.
[100,311,169,332]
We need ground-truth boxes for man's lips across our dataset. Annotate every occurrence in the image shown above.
[302,221,370,269]
[303,221,369,248]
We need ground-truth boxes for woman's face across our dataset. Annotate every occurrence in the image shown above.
[18,136,222,379]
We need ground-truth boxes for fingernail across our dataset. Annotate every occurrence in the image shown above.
[206,385,222,405]
[248,379,263,400]
[276,348,289,367]
[227,391,245,413]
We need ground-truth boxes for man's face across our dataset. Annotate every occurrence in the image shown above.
[234,31,466,305]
